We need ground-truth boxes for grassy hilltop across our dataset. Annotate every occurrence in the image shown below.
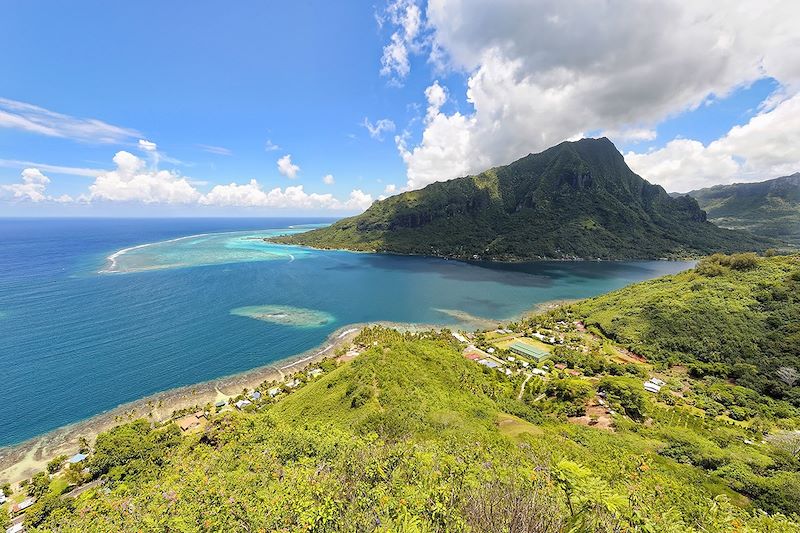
[7,254,800,532]
[274,138,770,260]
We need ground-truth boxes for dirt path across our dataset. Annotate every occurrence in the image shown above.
[518,373,532,400]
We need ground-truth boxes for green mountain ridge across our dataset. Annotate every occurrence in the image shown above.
[684,174,800,245]
[274,138,770,260]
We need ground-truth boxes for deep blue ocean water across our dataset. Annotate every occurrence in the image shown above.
[0,218,692,446]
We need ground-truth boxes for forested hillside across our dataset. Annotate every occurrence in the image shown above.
[686,174,800,245]
[573,253,800,404]
[274,138,769,260]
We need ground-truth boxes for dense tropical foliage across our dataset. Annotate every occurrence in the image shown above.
[274,138,769,260]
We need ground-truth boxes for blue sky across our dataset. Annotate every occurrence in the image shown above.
[2,1,798,215]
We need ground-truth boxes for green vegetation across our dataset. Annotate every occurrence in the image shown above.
[18,320,800,531]
[274,138,769,260]
[572,253,800,405]
[11,253,800,531]
[686,173,800,246]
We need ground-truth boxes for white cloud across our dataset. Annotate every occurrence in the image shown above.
[0,159,102,177]
[379,0,424,83]
[344,189,374,210]
[424,80,447,120]
[200,180,372,211]
[88,151,201,203]
[2,168,50,202]
[264,139,281,151]
[0,97,140,144]
[322,174,335,185]
[138,139,157,152]
[626,92,800,192]
[600,128,657,144]
[387,0,800,189]
[277,154,300,179]
[384,183,397,194]
[362,117,396,140]
[198,144,233,156]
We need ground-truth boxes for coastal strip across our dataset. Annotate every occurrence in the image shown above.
[0,324,363,485]
[0,302,565,485]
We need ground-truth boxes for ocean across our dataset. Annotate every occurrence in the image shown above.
[0,218,692,446]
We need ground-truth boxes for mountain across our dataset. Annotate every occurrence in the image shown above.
[274,138,769,260]
[685,174,800,245]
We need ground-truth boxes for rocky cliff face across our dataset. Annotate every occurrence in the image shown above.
[274,138,770,260]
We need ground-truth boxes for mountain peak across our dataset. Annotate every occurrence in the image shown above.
[275,138,769,260]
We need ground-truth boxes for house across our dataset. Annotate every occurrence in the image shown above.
[67,453,87,464]
[268,387,282,397]
[307,368,324,378]
[486,347,496,354]
[0,492,6,504]
[248,390,262,401]
[286,378,302,388]
[478,359,500,369]
[521,361,529,368]
[554,363,567,370]
[12,498,35,513]
[234,399,252,410]
[6,523,24,533]
[650,378,666,387]
[507,356,516,362]
[643,380,662,393]
[214,400,227,408]
[451,332,467,343]
[531,368,547,376]
[508,341,550,362]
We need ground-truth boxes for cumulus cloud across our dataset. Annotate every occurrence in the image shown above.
[88,151,202,203]
[200,180,372,211]
[322,174,335,185]
[626,92,800,191]
[362,117,396,140]
[379,0,423,83]
[0,97,140,144]
[384,183,397,194]
[277,154,300,179]
[386,0,800,189]
[2,168,51,202]
[264,139,281,152]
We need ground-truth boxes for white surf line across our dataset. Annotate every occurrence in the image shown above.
[99,229,284,274]
[279,341,340,370]
[99,232,217,273]
[338,328,358,338]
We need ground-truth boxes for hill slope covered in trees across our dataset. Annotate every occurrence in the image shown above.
[685,174,800,245]
[274,138,769,260]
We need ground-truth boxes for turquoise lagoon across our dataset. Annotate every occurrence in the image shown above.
[0,218,692,446]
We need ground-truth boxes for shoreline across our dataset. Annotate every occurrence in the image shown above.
[0,324,364,485]
[0,299,561,485]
